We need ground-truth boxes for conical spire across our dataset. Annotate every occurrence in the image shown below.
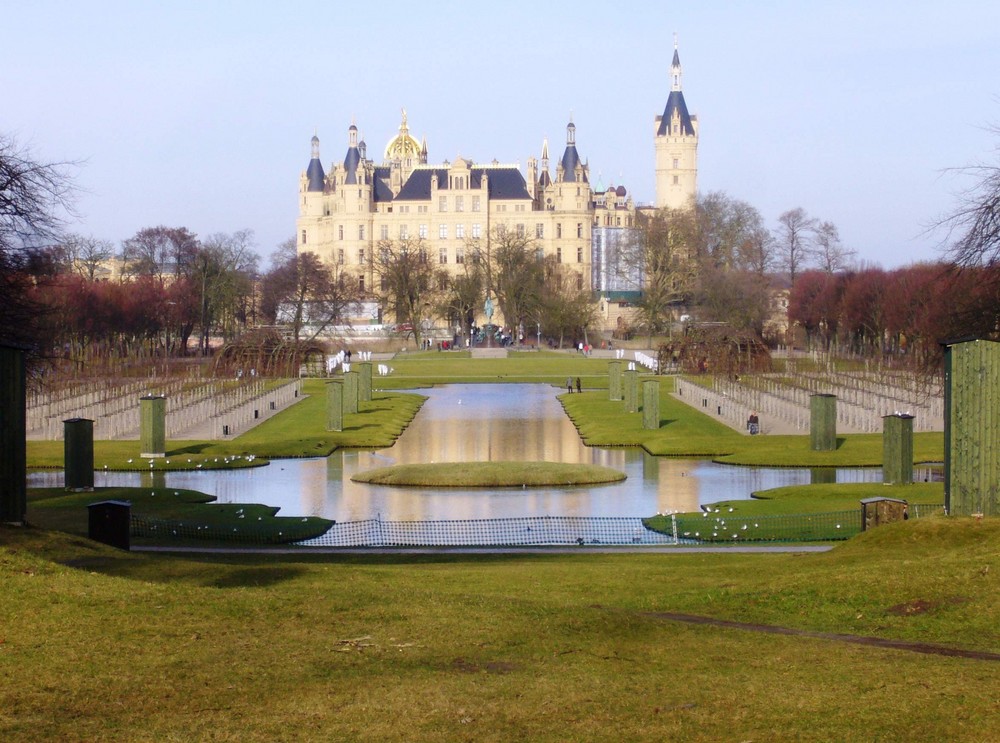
[671,34,682,92]
[306,133,325,191]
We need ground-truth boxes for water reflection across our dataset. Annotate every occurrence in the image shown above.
[29,384,891,521]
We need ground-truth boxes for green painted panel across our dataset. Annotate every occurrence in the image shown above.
[359,363,373,402]
[343,372,359,415]
[945,339,1000,516]
[624,370,639,413]
[140,395,166,457]
[608,361,623,401]
[882,414,914,485]
[642,380,660,430]
[64,418,95,490]
[326,382,344,432]
[810,394,837,451]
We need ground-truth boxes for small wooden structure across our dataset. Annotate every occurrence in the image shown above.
[660,326,772,377]
[943,338,1000,517]
[861,497,908,531]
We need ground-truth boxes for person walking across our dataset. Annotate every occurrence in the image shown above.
[576,377,582,394]
[567,377,574,394]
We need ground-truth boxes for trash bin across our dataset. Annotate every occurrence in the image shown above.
[87,500,131,550]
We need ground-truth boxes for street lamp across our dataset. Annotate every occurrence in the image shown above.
[536,321,541,349]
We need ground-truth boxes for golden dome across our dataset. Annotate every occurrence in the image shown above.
[384,108,422,161]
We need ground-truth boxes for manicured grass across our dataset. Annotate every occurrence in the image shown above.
[1,518,999,741]
[27,385,425,469]
[351,461,626,487]
[27,486,332,544]
[559,382,945,466]
[373,352,614,389]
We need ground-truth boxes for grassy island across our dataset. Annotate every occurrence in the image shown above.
[351,461,626,487]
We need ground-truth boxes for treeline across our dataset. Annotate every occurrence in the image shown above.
[788,263,1000,371]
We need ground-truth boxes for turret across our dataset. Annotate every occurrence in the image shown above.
[654,36,698,210]
[305,134,325,192]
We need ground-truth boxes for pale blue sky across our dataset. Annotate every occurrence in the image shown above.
[5,0,999,267]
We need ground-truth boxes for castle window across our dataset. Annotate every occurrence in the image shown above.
[380,225,389,240]
[419,224,428,239]
[577,246,583,263]
[338,248,344,264]
[456,224,465,239]
[439,248,447,264]
[516,224,525,238]
[358,248,366,264]
[556,224,562,239]
[472,223,481,238]
[472,196,480,212]
[455,196,464,212]
[380,275,389,291]
[439,196,447,212]
[556,247,562,263]
[439,224,448,239]
[438,274,449,290]
[359,275,365,292]
[301,230,307,245]
[576,223,583,238]
[359,225,365,240]
[673,175,679,185]
[673,158,679,169]
[536,223,544,238]
[456,246,465,264]
[399,225,409,239]
[338,225,344,240]
[576,273,583,291]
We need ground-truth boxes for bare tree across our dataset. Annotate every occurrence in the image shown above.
[939,128,1000,267]
[62,234,115,280]
[120,226,199,282]
[260,249,360,345]
[469,225,544,332]
[0,134,76,349]
[813,220,855,273]
[776,207,817,285]
[624,209,698,343]
[372,237,443,347]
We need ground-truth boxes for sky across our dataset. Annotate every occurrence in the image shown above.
[5,0,1000,269]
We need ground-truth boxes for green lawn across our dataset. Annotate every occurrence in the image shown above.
[1,517,998,742]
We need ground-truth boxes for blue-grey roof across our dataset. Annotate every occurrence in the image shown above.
[306,157,325,192]
[343,146,361,184]
[393,167,531,201]
[656,91,696,137]
[373,166,393,202]
[559,145,587,183]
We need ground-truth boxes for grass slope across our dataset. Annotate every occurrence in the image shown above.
[1,518,998,742]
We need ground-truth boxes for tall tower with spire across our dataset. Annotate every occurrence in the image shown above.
[654,37,698,210]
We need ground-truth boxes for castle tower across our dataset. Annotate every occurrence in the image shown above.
[654,38,698,210]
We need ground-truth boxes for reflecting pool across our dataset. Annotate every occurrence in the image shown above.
[30,384,890,521]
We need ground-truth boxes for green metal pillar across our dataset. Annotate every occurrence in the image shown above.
[326,382,344,432]
[343,371,359,415]
[943,339,1000,516]
[810,393,837,451]
[608,361,623,401]
[0,343,27,524]
[140,395,166,457]
[882,414,914,485]
[642,379,660,429]
[624,370,639,413]
[359,362,373,402]
[64,418,95,491]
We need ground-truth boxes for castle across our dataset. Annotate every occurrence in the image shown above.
[296,42,697,331]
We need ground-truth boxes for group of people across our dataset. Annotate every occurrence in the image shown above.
[566,377,582,394]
